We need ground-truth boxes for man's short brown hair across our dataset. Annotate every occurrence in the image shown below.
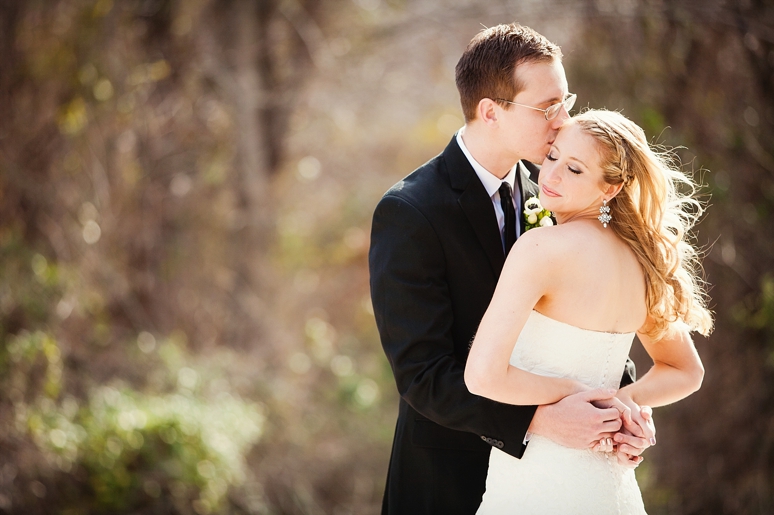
[455,24,562,122]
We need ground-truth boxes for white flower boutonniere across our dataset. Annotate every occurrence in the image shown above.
[523,196,553,231]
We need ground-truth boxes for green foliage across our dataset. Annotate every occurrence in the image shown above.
[638,107,667,141]
[0,228,63,332]
[4,331,265,514]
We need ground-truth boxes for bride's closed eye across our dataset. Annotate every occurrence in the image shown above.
[546,152,581,174]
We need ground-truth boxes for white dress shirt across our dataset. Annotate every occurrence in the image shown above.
[456,129,521,249]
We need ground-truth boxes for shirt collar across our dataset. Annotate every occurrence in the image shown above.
[456,128,517,198]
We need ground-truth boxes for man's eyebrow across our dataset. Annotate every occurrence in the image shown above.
[539,92,570,106]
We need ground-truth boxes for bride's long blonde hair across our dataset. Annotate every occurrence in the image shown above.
[572,109,713,341]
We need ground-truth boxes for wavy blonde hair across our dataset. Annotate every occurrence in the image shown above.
[571,109,713,341]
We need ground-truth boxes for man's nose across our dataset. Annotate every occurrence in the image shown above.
[552,106,571,127]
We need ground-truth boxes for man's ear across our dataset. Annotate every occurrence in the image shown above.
[477,98,500,127]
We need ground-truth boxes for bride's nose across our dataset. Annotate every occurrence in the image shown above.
[541,164,560,184]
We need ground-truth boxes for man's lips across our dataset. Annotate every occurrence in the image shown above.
[541,185,560,197]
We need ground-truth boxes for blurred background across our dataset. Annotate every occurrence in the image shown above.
[0,0,772,513]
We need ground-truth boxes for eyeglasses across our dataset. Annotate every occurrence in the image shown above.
[495,93,577,120]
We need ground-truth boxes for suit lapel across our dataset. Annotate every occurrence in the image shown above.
[517,160,541,204]
[444,137,505,276]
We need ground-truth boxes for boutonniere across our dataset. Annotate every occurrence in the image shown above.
[523,196,554,231]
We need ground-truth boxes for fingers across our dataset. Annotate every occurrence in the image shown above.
[604,397,633,425]
[600,418,622,433]
[629,411,655,443]
[617,443,647,456]
[591,397,632,424]
[616,451,644,468]
[579,388,618,403]
[613,432,649,455]
[640,406,656,445]
[592,436,615,453]
[593,436,646,470]
[622,416,645,438]
[594,403,655,467]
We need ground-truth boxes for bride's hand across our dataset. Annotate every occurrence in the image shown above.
[611,427,646,468]
[612,393,656,468]
[615,391,655,443]
[613,408,655,468]
[592,416,652,467]
[592,425,645,464]
[591,392,656,464]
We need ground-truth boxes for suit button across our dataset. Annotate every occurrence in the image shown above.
[496,441,504,449]
[481,435,487,441]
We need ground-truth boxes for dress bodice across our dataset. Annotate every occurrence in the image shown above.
[477,310,647,515]
[510,310,635,390]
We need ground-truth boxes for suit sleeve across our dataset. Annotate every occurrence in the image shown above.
[369,193,536,458]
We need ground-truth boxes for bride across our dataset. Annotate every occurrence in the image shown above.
[465,109,712,514]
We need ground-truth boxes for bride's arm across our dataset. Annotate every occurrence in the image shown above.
[616,321,704,409]
[464,230,588,405]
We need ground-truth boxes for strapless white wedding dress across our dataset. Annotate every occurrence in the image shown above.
[477,310,647,515]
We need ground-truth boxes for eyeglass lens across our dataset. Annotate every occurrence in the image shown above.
[546,94,577,120]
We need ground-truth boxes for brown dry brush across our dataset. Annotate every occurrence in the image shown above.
[3,0,774,513]
[0,0,345,513]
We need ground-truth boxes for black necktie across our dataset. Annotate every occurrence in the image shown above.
[499,182,517,255]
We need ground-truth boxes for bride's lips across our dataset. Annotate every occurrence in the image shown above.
[541,185,560,197]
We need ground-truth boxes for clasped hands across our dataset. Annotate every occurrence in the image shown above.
[590,391,655,468]
[530,388,655,469]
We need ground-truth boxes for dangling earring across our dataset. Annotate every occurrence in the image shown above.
[598,199,612,228]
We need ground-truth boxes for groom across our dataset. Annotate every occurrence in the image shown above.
[369,24,653,514]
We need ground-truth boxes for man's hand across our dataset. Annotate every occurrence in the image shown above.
[529,389,624,449]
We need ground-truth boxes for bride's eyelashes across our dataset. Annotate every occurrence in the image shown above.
[546,152,582,174]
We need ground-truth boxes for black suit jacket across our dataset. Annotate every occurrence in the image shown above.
[369,136,635,515]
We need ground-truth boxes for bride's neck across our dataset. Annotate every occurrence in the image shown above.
[553,210,599,225]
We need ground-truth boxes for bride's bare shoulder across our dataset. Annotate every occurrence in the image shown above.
[509,222,605,271]
[513,223,589,252]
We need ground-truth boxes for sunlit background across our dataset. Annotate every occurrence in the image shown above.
[0,0,772,513]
